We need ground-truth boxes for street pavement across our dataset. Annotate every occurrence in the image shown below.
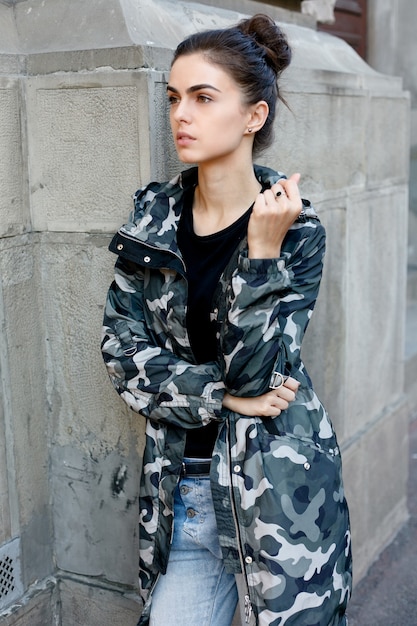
[347,416,417,626]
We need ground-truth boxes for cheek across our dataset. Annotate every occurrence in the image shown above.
[213,116,246,146]
[212,105,244,131]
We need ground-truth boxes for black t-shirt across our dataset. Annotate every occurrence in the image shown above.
[177,187,252,458]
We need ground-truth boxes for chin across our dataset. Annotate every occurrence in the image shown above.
[177,154,198,165]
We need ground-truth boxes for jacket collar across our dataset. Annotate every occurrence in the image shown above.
[119,164,317,254]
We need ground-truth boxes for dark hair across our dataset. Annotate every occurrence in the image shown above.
[171,14,292,156]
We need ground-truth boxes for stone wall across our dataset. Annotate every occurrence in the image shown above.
[368,0,417,274]
[0,0,410,623]
[366,0,417,424]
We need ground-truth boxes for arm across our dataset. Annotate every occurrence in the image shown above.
[102,257,225,428]
[219,178,325,397]
[223,376,299,416]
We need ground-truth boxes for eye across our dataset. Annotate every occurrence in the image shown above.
[167,94,180,105]
[197,94,211,103]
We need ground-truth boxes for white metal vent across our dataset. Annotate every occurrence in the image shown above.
[0,538,22,609]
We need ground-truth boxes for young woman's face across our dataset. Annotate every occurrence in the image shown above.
[167,53,252,165]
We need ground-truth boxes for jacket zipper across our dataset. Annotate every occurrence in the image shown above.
[226,420,254,624]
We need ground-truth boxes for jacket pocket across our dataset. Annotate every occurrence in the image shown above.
[237,426,351,619]
[240,426,346,547]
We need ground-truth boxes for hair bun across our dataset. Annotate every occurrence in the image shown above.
[237,14,291,76]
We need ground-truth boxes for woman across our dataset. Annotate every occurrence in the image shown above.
[102,13,352,626]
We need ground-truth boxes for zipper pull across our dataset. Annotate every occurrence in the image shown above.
[244,594,253,623]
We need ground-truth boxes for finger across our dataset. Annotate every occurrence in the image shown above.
[258,398,283,417]
[273,386,296,403]
[263,187,283,205]
[266,409,282,418]
[288,172,301,184]
[279,173,300,195]
[253,189,268,211]
[281,176,301,202]
[267,186,287,206]
[283,376,300,392]
[272,396,290,411]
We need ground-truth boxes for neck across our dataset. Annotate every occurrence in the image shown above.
[192,159,261,235]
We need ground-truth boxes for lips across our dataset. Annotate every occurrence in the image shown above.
[176,132,195,145]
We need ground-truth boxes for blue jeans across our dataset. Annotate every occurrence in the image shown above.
[149,471,239,626]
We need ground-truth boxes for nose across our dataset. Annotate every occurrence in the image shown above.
[171,98,191,124]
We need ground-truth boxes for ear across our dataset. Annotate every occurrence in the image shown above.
[245,101,269,135]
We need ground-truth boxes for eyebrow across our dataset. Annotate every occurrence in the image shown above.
[166,83,221,94]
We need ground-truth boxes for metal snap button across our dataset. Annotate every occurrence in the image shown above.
[304,462,311,470]
[144,255,151,263]
[245,556,253,564]
[186,508,196,519]
[180,485,190,495]
[233,465,241,474]
[116,243,123,251]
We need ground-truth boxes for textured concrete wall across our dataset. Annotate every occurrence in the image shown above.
[368,0,417,269]
[0,0,410,623]
[367,0,417,439]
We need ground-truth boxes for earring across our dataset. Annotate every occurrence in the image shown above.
[248,128,253,133]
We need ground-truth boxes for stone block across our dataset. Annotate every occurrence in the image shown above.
[0,238,48,522]
[0,235,54,586]
[343,400,409,582]
[405,353,417,416]
[0,5,19,54]
[51,444,141,586]
[367,95,410,186]
[38,233,142,448]
[12,0,129,55]
[365,403,409,529]
[182,0,315,27]
[0,80,28,237]
[411,109,417,148]
[264,90,368,193]
[408,144,417,268]
[301,202,348,441]
[59,578,141,626]
[0,579,56,625]
[19,509,54,589]
[344,188,408,437]
[0,324,12,544]
[37,232,144,584]
[341,438,367,581]
[0,406,11,545]
[27,72,151,233]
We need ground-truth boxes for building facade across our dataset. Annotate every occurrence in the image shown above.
[0,0,412,623]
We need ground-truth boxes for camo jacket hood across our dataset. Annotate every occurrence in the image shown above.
[102,165,352,625]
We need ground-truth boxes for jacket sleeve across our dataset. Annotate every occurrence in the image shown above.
[101,256,225,428]
[219,219,326,396]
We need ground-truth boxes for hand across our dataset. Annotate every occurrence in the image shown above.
[223,376,300,417]
[248,173,303,259]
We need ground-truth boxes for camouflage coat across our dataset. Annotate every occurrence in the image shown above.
[102,165,352,625]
